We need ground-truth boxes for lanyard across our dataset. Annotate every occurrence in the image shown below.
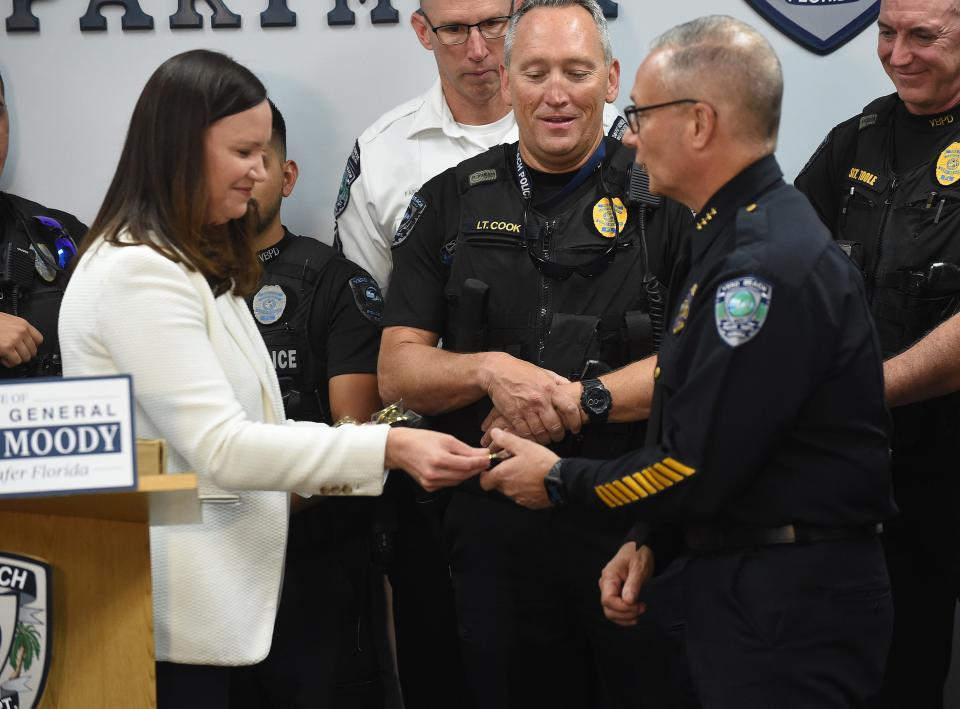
[514,140,606,210]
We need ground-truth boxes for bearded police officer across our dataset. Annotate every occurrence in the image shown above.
[794,1,960,705]
[236,101,390,708]
[380,2,691,707]
[483,15,896,708]
[0,70,84,378]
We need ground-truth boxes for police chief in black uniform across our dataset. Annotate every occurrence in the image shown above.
[483,16,897,708]
[233,100,391,709]
[794,2,960,705]
[0,70,84,378]
[380,2,692,707]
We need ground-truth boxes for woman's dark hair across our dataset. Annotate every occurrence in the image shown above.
[80,49,266,296]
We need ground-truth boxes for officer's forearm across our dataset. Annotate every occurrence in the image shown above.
[884,312,960,407]
[378,328,494,414]
[329,373,382,422]
[599,356,657,422]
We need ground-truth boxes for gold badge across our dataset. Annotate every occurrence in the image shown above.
[936,142,960,186]
[592,197,628,238]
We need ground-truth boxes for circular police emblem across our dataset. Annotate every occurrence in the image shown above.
[31,244,56,283]
[349,275,384,325]
[936,142,960,186]
[592,197,628,239]
[715,277,772,347]
[252,284,287,325]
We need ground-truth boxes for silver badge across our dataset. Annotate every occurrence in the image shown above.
[252,285,287,325]
[0,552,53,709]
[30,246,56,283]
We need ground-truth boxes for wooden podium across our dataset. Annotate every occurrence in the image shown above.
[0,457,199,708]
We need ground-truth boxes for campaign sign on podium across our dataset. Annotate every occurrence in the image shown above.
[0,376,136,498]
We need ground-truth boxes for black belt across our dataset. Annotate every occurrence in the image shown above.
[685,522,883,552]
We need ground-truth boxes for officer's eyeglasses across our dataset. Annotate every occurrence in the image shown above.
[623,99,700,133]
[523,196,622,282]
[417,9,512,45]
[32,216,78,269]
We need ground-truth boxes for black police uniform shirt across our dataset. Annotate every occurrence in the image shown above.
[383,137,691,459]
[557,156,896,530]
[795,94,960,359]
[250,228,382,424]
[0,192,86,378]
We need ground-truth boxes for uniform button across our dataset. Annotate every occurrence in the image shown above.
[342,484,353,494]
[654,366,661,379]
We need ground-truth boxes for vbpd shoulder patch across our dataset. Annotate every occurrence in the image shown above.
[0,552,53,709]
[392,194,426,249]
[349,275,384,325]
[714,276,772,347]
[334,140,362,218]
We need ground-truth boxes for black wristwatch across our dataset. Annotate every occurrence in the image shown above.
[544,459,566,506]
[580,378,612,425]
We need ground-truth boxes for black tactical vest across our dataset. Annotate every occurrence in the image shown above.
[0,194,76,378]
[436,139,661,458]
[837,94,960,358]
[249,233,335,423]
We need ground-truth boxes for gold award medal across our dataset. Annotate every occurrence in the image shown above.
[936,142,960,186]
[592,197,628,239]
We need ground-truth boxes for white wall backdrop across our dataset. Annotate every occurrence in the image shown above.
[1,0,893,239]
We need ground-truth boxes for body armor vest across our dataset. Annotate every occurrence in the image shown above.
[249,234,336,423]
[0,195,74,378]
[837,94,960,358]
[437,138,661,458]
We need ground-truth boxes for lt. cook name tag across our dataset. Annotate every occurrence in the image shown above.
[0,376,137,498]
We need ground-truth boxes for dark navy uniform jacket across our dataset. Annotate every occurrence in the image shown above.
[560,156,896,530]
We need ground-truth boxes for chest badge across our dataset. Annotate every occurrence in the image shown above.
[936,142,960,186]
[592,197,628,239]
[672,283,698,335]
[714,276,773,347]
[252,284,287,325]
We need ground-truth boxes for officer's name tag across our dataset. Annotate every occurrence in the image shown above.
[0,376,137,498]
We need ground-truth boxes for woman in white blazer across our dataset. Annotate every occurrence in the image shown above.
[58,49,489,708]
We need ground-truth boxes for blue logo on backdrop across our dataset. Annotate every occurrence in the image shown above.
[745,0,879,55]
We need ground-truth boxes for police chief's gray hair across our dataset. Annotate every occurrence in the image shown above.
[653,15,783,147]
[505,0,613,67]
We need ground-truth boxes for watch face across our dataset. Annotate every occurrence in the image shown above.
[585,387,611,415]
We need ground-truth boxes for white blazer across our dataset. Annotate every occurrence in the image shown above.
[59,237,389,665]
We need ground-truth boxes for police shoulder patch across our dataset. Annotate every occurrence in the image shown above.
[796,130,831,180]
[334,140,362,218]
[608,115,628,142]
[349,275,384,325]
[392,194,426,249]
[714,276,772,347]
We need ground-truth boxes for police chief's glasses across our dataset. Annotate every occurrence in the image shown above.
[524,196,622,282]
[417,10,512,45]
[623,99,700,133]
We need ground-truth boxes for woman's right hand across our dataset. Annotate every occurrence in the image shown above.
[384,427,490,492]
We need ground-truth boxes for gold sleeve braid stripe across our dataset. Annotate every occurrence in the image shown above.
[593,457,696,508]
